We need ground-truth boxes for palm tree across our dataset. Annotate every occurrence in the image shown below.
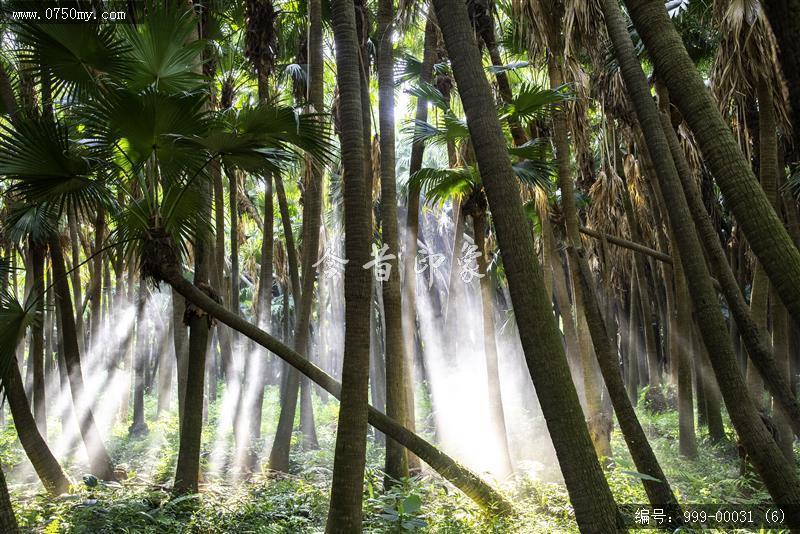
[624,0,800,330]
[324,0,374,526]
[430,0,621,528]
[602,0,800,515]
[378,0,412,485]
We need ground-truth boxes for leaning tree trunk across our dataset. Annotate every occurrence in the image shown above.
[146,250,513,515]
[325,0,373,527]
[603,0,800,515]
[659,112,800,439]
[431,0,621,529]
[378,0,411,486]
[3,353,69,495]
[624,0,800,329]
[549,56,609,458]
[569,245,684,521]
[0,464,18,533]
[48,234,116,481]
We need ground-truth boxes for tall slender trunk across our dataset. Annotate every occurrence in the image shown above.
[212,159,233,382]
[431,0,621,528]
[625,0,800,329]
[401,13,437,474]
[473,211,514,477]
[29,239,46,434]
[603,0,800,512]
[129,277,149,437]
[173,290,189,427]
[378,0,411,485]
[269,171,305,472]
[48,234,116,481]
[671,215,697,457]
[173,171,213,494]
[243,173,274,473]
[269,0,324,464]
[569,244,683,518]
[89,208,105,345]
[325,0,373,526]
[67,211,85,356]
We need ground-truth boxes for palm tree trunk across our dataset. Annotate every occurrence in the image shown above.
[150,259,513,515]
[401,13,438,457]
[212,159,233,382]
[431,0,620,528]
[3,353,69,495]
[619,160,660,386]
[659,111,800,438]
[624,0,800,329]
[173,175,213,494]
[29,239,46,435]
[244,174,274,473]
[48,234,116,481]
[325,0,373,526]
[269,0,324,458]
[473,211,514,478]
[172,290,189,427]
[0,464,18,533]
[129,277,149,437]
[671,228,697,457]
[269,171,305,472]
[378,0,411,485]
[603,0,800,512]
[67,211,85,356]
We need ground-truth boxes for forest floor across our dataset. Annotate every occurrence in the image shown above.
[2,385,782,533]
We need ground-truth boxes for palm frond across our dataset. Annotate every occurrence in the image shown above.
[408,166,479,206]
[0,115,113,217]
[121,5,207,93]
[502,83,571,123]
[0,285,38,390]
[406,82,451,111]
[12,18,131,99]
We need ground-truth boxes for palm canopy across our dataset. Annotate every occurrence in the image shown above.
[0,4,333,283]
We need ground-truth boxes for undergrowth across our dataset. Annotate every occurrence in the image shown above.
[2,385,787,532]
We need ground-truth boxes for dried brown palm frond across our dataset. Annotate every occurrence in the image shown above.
[710,0,791,139]
[562,0,604,62]
[623,153,656,249]
[564,60,595,192]
[589,44,635,127]
[587,168,632,283]
[512,0,559,64]
[273,237,289,288]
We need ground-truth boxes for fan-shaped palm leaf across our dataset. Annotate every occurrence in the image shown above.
[0,115,113,217]
[121,5,206,93]
[502,83,571,123]
[12,19,131,99]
